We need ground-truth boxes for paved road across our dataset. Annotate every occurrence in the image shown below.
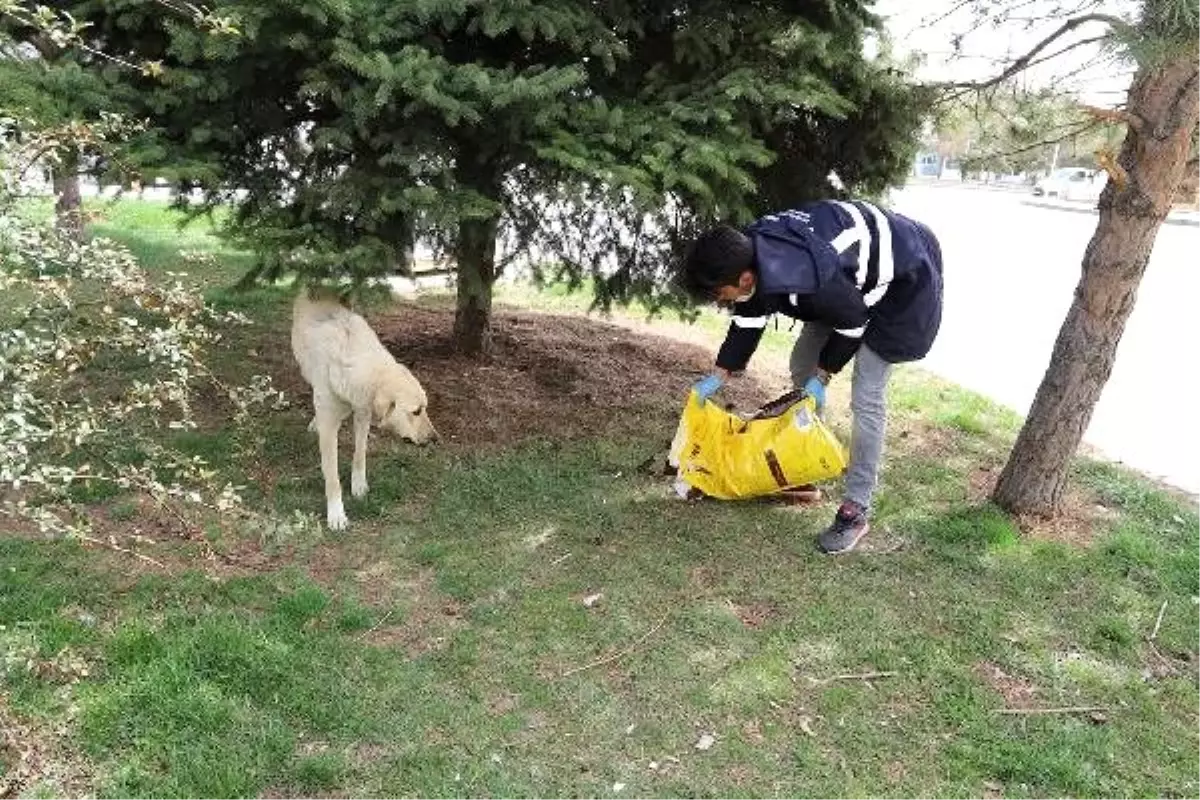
[888,183,1198,494]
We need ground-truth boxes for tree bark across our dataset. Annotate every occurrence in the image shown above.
[452,159,503,355]
[993,52,1199,516]
[453,211,500,355]
[53,149,84,243]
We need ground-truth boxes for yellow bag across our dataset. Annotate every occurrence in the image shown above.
[668,389,849,500]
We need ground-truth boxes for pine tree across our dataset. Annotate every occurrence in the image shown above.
[1,9,138,240]
[67,0,921,353]
[927,0,1198,516]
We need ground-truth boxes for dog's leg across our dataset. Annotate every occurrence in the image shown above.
[351,407,371,497]
[315,410,348,531]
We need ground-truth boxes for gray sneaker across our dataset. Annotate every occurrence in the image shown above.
[818,501,870,554]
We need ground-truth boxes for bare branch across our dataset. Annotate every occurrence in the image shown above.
[938,13,1126,94]
[1149,599,1169,641]
[559,612,671,678]
[0,7,144,71]
[1022,34,1110,73]
[997,705,1106,716]
[941,0,1067,56]
[917,0,975,31]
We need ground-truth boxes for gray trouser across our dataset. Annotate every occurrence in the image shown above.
[789,322,892,512]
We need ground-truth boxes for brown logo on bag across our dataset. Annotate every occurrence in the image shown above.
[764,450,790,489]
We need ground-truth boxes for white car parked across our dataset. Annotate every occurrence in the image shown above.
[1033,167,1107,202]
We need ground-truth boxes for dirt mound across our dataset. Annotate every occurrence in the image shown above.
[370,304,773,448]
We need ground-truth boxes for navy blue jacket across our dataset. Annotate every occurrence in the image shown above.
[716,200,944,374]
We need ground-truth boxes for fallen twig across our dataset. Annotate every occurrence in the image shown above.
[76,533,166,569]
[357,609,395,641]
[808,670,898,684]
[559,613,670,678]
[1149,599,1168,642]
[996,705,1106,716]
[550,552,572,567]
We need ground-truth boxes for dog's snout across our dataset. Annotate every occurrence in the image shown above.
[406,428,439,446]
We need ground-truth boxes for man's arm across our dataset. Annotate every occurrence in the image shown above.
[817,329,864,375]
[714,293,771,374]
[811,267,869,375]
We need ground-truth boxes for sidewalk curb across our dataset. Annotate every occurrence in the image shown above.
[906,179,1030,194]
[1021,198,1200,227]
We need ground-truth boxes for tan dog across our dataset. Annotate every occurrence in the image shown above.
[291,291,438,530]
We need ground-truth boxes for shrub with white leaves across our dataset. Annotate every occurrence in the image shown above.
[0,161,300,542]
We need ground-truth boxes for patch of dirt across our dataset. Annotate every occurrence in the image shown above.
[1013,487,1118,548]
[973,661,1039,710]
[729,600,780,629]
[0,697,90,799]
[725,765,756,786]
[346,742,390,768]
[357,568,467,657]
[688,566,720,593]
[259,785,349,800]
[967,465,999,502]
[892,417,966,463]
[894,417,1116,549]
[371,304,778,449]
[884,760,908,785]
[486,692,520,716]
[741,719,765,744]
[349,559,402,608]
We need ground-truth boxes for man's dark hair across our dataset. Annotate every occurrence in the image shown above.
[677,224,754,302]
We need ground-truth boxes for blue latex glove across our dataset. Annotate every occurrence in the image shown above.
[693,373,724,404]
[802,374,827,414]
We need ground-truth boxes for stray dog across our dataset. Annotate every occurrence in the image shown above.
[291,291,438,530]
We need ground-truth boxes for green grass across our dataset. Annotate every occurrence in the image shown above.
[1,200,1197,798]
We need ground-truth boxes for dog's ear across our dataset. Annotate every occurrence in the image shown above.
[372,389,395,421]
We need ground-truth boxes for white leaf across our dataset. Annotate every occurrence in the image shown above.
[694,733,716,751]
[583,592,604,608]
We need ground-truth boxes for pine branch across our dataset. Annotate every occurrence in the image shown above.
[966,117,1103,161]
[1080,103,1145,132]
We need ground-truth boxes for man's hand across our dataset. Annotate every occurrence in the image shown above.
[693,373,724,404]
[803,373,827,414]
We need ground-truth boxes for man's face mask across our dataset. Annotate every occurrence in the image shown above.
[713,282,755,308]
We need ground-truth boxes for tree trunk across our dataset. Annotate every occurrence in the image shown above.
[453,212,499,355]
[53,149,84,242]
[452,157,503,356]
[993,53,1199,516]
